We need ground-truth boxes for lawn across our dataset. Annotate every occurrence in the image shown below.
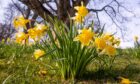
[0,0,140,84]
[0,43,140,84]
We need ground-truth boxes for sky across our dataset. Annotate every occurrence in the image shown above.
[0,0,12,22]
[0,0,140,48]
[87,0,140,48]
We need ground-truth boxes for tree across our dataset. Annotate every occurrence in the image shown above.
[17,0,134,28]
[0,3,17,41]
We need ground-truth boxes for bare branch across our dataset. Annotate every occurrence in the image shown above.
[11,0,24,16]
[95,12,100,27]
[19,0,54,22]
[45,2,57,14]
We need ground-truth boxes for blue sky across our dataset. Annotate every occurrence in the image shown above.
[87,0,140,48]
[0,0,140,48]
[0,0,11,22]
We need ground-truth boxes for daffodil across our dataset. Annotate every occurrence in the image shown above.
[74,28,94,46]
[120,77,131,84]
[13,15,29,28]
[102,33,112,41]
[28,24,48,40]
[28,28,37,39]
[35,24,47,31]
[95,37,106,50]
[113,38,120,46]
[74,2,88,17]
[1,39,5,43]
[34,24,48,36]
[34,49,45,60]
[104,45,116,56]
[134,36,138,42]
[15,32,28,44]
[73,2,88,23]
[94,33,120,56]
[72,13,83,23]
[6,38,10,43]
[102,34,115,43]
[101,33,120,46]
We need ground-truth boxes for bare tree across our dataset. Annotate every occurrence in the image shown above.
[17,0,89,25]
[0,3,16,41]
[16,0,134,28]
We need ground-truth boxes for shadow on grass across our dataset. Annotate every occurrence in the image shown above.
[76,63,140,83]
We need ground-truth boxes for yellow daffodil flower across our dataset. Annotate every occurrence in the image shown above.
[73,2,88,23]
[28,24,47,40]
[102,33,120,46]
[74,28,94,46]
[72,13,83,23]
[95,37,106,50]
[13,15,29,28]
[104,45,116,56]
[1,39,5,43]
[35,24,47,31]
[34,49,45,60]
[28,28,37,39]
[15,32,28,44]
[134,36,138,42]
[120,77,131,84]
[102,33,112,41]
[74,2,88,17]
[35,24,48,36]
[6,38,11,43]
[102,33,114,43]
[94,33,120,56]
[113,38,120,46]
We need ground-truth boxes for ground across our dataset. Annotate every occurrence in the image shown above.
[0,43,140,84]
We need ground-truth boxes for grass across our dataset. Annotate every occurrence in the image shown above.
[0,43,140,84]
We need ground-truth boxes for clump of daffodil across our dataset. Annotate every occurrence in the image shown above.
[74,28,94,46]
[13,15,48,45]
[15,32,28,44]
[13,15,30,28]
[34,49,45,60]
[72,2,88,23]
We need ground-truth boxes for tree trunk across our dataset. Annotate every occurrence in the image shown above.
[19,0,90,26]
